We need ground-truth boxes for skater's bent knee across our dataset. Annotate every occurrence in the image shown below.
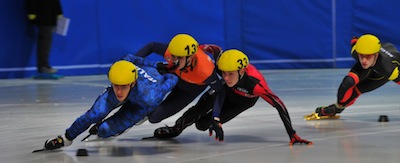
[97,123,112,138]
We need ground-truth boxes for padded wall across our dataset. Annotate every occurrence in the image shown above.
[1,0,400,78]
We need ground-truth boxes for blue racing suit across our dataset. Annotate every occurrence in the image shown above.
[65,55,178,139]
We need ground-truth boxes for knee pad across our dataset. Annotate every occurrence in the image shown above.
[339,76,356,92]
[338,76,359,105]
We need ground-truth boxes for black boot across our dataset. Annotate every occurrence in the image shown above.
[315,104,344,116]
[154,125,182,138]
[44,135,72,150]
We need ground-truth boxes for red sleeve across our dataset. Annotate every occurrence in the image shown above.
[247,65,296,137]
[253,82,287,111]
[247,65,286,108]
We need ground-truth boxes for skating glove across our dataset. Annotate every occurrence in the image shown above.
[209,117,224,142]
[156,62,178,74]
[351,36,358,46]
[81,122,102,141]
[289,134,312,146]
[200,44,222,61]
[89,122,101,135]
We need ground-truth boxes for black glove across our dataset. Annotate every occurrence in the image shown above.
[201,44,222,61]
[89,122,101,135]
[208,117,224,142]
[156,62,178,74]
[351,36,358,46]
[289,134,312,146]
[81,122,101,141]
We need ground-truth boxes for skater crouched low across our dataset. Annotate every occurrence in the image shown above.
[43,55,178,150]
[154,49,312,145]
[305,34,400,120]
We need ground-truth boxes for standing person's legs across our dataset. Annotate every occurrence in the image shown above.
[37,25,57,73]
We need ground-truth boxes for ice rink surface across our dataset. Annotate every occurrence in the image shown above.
[1,69,399,163]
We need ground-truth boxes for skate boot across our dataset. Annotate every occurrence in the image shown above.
[44,135,72,150]
[154,125,182,139]
[303,112,341,120]
[200,44,222,61]
[304,104,343,120]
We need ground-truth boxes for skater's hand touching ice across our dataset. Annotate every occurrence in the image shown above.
[209,117,224,142]
[289,134,312,146]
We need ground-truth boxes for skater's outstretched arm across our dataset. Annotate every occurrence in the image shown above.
[134,42,168,58]
[255,82,312,145]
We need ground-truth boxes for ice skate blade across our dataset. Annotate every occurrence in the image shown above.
[32,148,61,153]
[304,112,340,121]
[82,138,104,142]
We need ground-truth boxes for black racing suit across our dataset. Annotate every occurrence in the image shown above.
[172,64,297,139]
[337,42,400,107]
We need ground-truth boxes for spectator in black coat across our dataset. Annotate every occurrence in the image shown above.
[26,0,63,74]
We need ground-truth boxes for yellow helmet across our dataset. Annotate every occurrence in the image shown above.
[355,34,381,55]
[168,34,199,57]
[217,49,249,71]
[108,60,138,85]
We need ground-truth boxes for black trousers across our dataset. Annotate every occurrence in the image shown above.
[36,25,55,68]
[172,86,259,132]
